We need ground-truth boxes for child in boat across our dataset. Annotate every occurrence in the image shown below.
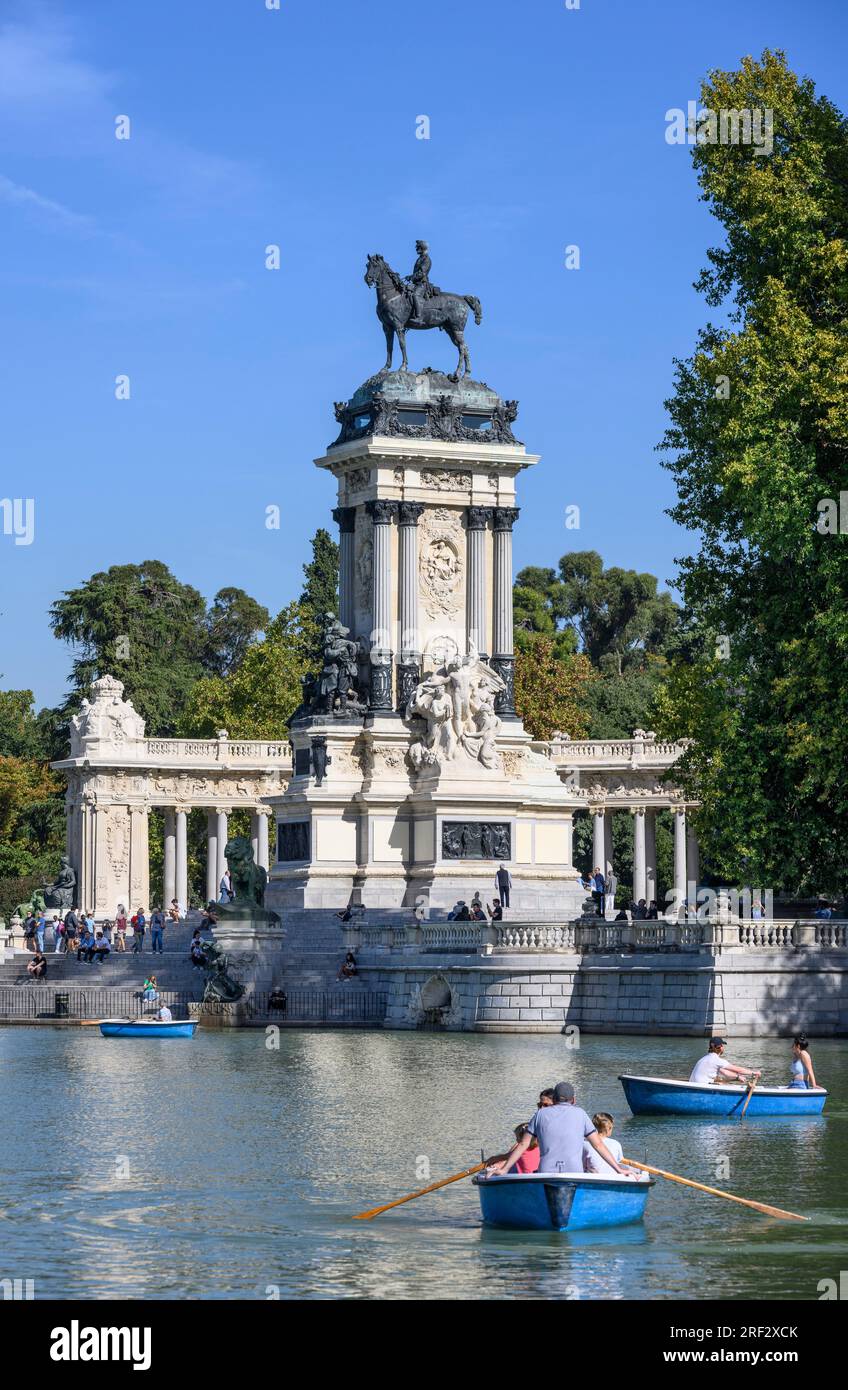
[513,1124,540,1173]
[583,1113,624,1175]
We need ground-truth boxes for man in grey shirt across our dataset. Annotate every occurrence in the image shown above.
[487,1082,631,1176]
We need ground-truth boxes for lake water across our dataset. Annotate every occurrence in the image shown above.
[2,1028,845,1301]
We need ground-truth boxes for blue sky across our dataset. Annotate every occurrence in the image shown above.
[1,0,845,710]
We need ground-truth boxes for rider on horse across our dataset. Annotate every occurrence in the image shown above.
[407,240,440,324]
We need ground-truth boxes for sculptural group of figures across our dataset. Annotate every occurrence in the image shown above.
[407,652,505,772]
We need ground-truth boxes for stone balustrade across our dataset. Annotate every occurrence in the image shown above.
[144,738,291,766]
[344,916,848,957]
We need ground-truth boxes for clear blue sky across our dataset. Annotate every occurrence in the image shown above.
[1,0,845,710]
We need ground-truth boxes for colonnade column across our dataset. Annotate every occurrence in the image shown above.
[216,808,229,898]
[206,811,218,906]
[632,807,647,903]
[466,507,491,659]
[645,809,657,904]
[333,506,356,632]
[686,818,700,894]
[257,809,270,872]
[492,507,519,715]
[163,809,176,909]
[175,809,188,913]
[592,808,606,875]
[366,499,396,711]
[397,501,424,711]
[673,807,687,913]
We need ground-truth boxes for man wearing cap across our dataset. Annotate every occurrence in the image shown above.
[689,1037,761,1086]
[486,1082,631,1177]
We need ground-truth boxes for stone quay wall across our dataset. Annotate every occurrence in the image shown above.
[341,919,848,1037]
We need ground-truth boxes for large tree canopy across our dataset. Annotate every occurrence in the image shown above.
[514,636,594,741]
[49,562,268,736]
[659,50,848,892]
[181,602,318,740]
[515,551,680,737]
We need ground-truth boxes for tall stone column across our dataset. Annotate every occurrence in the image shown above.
[128,805,149,914]
[206,811,218,906]
[163,809,176,909]
[492,507,519,715]
[632,807,647,903]
[257,809,270,872]
[645,809,657,903]
[366,499,396,710]
[604,813,614,881]
[466,507,492,659]
[216,808,229,897]
[686,818,700,892]
[397,501,424,710]
[673,807,687,913]
[175,809,188,911]
[333,505,356,632]
[592,809,606,873]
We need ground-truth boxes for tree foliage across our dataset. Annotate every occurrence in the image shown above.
[181,602,319,740]
[203,588,269,677]
[659,50,848,892]
[514,636,594,741]
[300,528,339,662]
[49,562,269,736]
[515,552,679,736]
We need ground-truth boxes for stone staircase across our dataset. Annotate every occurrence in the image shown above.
[0,913,209,992]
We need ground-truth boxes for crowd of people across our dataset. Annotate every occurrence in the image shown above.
[20,899,199,982]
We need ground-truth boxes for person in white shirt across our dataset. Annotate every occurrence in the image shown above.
[689,1037,761,1086]
[583,1112,628,1175]
[157,1004,173,1022]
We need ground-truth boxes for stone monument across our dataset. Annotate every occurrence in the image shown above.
[266,244,585,916]
[199,835,284,1028]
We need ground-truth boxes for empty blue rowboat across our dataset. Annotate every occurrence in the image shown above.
[474,1172,653,1231]
[98,1018,198,1039]
[619,1074,827,1117]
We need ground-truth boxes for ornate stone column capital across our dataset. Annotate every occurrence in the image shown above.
[466,506,493,530]
[332,505,356,534]
[398,501,424,527]
[493,506,520,532]
[365,498,397,525]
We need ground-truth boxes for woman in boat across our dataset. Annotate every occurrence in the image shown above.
[789,1033,817,1089]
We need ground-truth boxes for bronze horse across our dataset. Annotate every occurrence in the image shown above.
[364,254,482,379]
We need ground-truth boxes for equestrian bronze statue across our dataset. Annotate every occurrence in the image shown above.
[364,244,482,379]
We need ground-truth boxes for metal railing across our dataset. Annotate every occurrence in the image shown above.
[209,989,388,1023]
[0,986,199,1021]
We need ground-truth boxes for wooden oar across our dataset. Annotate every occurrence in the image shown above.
[739,1076,757,1118]
[622,1157,808,1222]
[353,1162,485,1220]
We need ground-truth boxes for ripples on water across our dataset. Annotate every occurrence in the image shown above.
[1,1028,845,1299]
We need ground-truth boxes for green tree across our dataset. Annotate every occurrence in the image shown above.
[204,588,270,677]
[181,601,319,739]
[300,528,339,626]
[514,636,594,741]
[50,561,209,735]
[555,552,679,676]
[515,554,679,735]
[659,50,848,892]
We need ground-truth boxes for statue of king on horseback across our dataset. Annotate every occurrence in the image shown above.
[364,243,482,379]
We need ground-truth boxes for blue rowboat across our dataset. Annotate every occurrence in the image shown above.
[98,1018,198,1039]
[474,1172,653,1231]
[620,1074,827,1117]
